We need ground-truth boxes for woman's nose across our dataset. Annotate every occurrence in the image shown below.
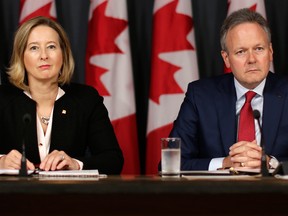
[40,50,48,60]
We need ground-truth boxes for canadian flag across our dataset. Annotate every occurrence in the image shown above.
[19,0,57,25]
[86,0,140,174]
[146,0,199,175]
[225,0,274,73]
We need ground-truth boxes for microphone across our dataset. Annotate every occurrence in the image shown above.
[253,110,269,177]
[19,113,31,177]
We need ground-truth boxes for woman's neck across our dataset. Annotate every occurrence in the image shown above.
[29,84,59,105]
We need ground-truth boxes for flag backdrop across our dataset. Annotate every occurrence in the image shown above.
[19,0,56,25]
[86,0,140,174]
[1,1,287,174]
[225,0,274,73]
[146,0,199,175]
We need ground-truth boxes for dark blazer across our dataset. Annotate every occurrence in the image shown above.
[0,83,124,174]
[170,72,288,170]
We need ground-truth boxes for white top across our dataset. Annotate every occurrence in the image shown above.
[24,87,83,169]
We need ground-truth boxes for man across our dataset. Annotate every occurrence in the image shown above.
[170,8,288,171]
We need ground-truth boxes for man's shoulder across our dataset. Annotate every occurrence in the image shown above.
[188,73,234,89]
[266,72,288,90]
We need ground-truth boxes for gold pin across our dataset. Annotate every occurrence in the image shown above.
[62,110,67,114]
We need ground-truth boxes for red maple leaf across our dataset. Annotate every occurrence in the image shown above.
[150,0,195,104]
[249,4,257,11]
[85,1,127,96]
[20,0,56,25]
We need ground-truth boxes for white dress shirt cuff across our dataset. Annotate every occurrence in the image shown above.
[208,157,225,171]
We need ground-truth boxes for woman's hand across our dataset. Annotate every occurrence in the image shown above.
[0,149,35,170]
[39,150,80,171]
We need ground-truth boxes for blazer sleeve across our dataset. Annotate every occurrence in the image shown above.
[81,88,124,174]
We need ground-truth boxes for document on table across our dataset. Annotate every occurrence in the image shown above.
[38,169,101,177]
[180,169,258,180]
[0,169,34,175]
[180,170,232,176]
[180,168,276,180]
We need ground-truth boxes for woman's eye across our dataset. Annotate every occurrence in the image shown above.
[29,46,38,51]
[47,45,56,49]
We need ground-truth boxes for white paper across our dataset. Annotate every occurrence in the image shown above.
[0,169,34,175]
[38,169,100,177]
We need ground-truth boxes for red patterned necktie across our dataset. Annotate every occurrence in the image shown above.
[238,91,257,141]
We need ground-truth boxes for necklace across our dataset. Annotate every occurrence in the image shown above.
[40,116,50,125]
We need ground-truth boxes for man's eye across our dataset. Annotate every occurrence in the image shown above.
[236,50,245,55]
[256,47,264,51]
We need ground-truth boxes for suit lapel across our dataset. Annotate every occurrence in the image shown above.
[215,74,237,155]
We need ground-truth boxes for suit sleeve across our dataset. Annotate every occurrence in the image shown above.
[170,83,212,170]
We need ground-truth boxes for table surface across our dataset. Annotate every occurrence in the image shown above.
[0,174,288,193]
[1,174,288,215]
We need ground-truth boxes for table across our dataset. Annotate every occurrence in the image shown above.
[1,174,288,215]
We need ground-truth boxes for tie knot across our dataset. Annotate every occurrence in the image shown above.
[245,91,256,103]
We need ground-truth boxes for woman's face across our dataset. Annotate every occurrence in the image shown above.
[24,25,63,85]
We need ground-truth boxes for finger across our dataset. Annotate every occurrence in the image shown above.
[242,160,261,168]
[50,154,66,170]
[231,155,247,164]
[56,160,68,170]
[245,142,262,151]
[26,159,35,170]
[230,140,258,150]
[39,150,59,170]
[229,145,248,157]
[246,149,262,160]
[229,141,247,150]
[230,143,262,157]
[39,155,56,171]
[40,152,66,171]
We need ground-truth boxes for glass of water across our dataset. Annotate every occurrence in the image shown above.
[161,137,181,177]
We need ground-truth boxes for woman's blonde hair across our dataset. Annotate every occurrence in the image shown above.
[7,16,74,91]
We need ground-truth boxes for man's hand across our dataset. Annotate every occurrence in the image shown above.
[223,140,262,168]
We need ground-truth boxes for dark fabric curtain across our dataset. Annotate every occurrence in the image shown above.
[1,0,288,173]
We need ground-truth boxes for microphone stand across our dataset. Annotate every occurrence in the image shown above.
[253,110,269,177]
[19,143,28,177]
[19,113,31,177]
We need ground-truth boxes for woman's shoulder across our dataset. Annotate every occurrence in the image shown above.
[62,83,102,100]
[0,84,22,97]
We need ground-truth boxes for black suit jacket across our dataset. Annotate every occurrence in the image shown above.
[170,72,288,170]
[0,83,124,174]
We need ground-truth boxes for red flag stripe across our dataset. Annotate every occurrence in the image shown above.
[146,0,199,175]
[86,0,140,174]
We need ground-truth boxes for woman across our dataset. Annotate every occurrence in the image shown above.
[0,16,124,174]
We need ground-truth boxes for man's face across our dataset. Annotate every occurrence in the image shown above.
[221,22,273,89]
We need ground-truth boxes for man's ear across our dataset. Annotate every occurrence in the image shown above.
[221,50,230,69]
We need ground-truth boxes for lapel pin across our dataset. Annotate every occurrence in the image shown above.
[62,110,67,114]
